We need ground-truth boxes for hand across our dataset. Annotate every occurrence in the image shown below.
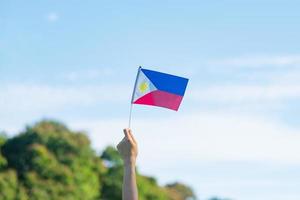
[117,128,138,165]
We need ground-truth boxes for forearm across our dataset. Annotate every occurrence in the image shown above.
[118,129,139,200]
[123,161,138,200]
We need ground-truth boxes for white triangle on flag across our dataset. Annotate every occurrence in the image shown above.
[132,69,157,103]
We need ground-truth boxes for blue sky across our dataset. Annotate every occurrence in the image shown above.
[1,1,300,199]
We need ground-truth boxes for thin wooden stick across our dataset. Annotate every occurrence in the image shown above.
[128,66,141,128]
[128,103,133,128]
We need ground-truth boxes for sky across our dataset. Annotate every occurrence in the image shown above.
[1,0,300,199]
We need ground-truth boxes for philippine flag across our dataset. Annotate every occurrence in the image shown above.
[131,67,189,111]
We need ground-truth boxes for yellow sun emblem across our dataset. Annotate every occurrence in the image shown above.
[139,81,149,93]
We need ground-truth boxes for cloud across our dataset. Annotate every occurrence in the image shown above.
[69,112,300,165]
[2,80,299,199]
[68,111,300,199]
[46,12,59,22]
[64,68,114,81]
[267,69,300,84]
[208,55,300,68]
[0,84,130,113]
[189,84,300,104]
[189,55,300,107]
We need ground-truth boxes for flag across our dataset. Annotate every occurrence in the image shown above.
[131,67,189,111]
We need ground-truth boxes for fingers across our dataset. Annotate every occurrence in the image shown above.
[116,137,127,149]
[123,128,136,144]
[123,128,133,144]
[117,137,126,143]
[123,129,130,139]
[128,129,137,144]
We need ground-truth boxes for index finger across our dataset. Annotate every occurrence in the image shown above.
[123,128,133,143]
[128,129,137,144]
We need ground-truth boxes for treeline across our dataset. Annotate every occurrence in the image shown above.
[0,120,228,200]
[0,120,196,200]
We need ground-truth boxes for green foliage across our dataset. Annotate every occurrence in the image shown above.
[0,132,7,146]
[165,182,196,200]
[0,132,7,169]
[100,164,123,200]
[100,146,170,200]
[0,120,198,200]
[208,198,232,200]
[0,170,28,200]
[2,120,104,200]
[0,151,7,169]
[137,175,169,200]
[101,146,123,167]
[0,170,19,200]
[100,146,125,199]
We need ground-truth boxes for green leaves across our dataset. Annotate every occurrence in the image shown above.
[1,120,102,200]
[0,170,19,200]
[0,120,197,200]
[165,182,196,200]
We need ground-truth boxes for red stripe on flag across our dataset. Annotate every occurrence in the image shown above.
[133,90,183,111]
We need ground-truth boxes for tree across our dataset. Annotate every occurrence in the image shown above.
[2,120,105,200]
[165,182,196,200]
[0,132,7,169]
[0,120,197,200]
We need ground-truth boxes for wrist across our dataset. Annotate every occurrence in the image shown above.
[124,157,136,167]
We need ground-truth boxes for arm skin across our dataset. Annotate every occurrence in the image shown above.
[117,128,138,200]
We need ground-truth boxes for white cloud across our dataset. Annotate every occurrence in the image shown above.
[46,12,59,22]
[268,69,300,84]
[68,111,300,200]
[66,110,300,199]
[64,68,114,81]
[190,55,300,107]
[0,84,130,113]
[190,84,300,104]
[208,55,300,68]
[69,112,300,165]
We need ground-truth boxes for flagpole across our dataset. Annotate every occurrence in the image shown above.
[128,66,142,129]
[128,103,133,128]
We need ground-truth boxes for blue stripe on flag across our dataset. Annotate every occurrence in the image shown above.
[141,68,189,96]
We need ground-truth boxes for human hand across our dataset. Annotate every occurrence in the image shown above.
[117,128,138,165]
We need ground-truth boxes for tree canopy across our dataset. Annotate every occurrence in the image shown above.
[0,120,197,200]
